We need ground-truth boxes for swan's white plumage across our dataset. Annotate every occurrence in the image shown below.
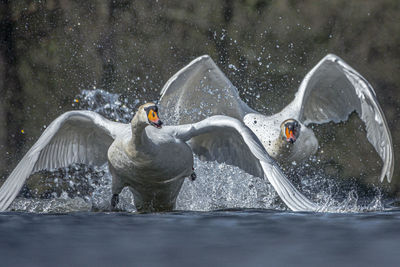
[160,54,394,183]
[3,52,390,213]
[281,54,393,182]
[0,109,317,212]
[0,111,128,211]
[159,55,255,123]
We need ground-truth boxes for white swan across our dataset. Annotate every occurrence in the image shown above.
[159,54,394,183]
[0,103,318,212]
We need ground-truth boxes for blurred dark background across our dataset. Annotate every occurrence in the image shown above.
[0,1,399,196]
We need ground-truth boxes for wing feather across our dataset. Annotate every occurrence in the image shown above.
[0,110,130,211]
[284,54,394,182]
[159,55,254,124]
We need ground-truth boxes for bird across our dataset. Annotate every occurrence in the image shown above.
[159,54,394,183]
[0,103,318,212]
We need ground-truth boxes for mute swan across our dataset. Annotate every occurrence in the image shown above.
[159,54,394,183]
[0,103,317,212]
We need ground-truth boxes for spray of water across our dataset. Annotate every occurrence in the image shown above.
[9,89,387,213]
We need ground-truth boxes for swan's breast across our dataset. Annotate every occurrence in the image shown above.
[109,128,194,184]
[107,138,136,175]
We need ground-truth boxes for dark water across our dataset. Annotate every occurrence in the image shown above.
[1,210,400,267]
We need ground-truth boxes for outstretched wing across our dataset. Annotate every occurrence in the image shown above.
[159,55,255,124]
[0,110,129,211]
[283,54,394,182]
[167,115,318,212]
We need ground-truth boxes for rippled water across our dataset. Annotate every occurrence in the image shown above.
[1,210,400,266]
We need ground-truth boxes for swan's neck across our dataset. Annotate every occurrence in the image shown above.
[130,115,149,151]
[122,115,152,166]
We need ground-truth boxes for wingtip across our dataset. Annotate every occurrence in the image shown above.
[191,55,215,66]
[323,53,341,62]
[383,165,394,183]
[198,54,211,60]
[381,173,391,183]
[160,55,216,98]
[189,54,212,65]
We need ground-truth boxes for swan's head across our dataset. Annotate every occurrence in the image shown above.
[136,103,163,128]
[280,119,300,144]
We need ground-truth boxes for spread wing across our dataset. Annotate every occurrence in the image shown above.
[159,55,255,124]
[282,54,394,182]
[0,110,130,211]
[167,115,318,212]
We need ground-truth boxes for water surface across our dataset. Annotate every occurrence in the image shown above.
[1,209,399,267]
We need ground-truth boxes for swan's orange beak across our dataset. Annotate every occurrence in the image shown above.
[148,109,163,128]
[285,127,296,143]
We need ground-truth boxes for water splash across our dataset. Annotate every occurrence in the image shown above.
[8,89,388,213]
[176,157,280,211]
[76,89,139,123]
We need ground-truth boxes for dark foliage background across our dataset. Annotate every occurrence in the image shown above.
[0,1,399,195]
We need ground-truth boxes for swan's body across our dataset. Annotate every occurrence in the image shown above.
[0,103,318,212]
[243,112,318,162]
[160,54,394,183]
[107,122,194,211]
